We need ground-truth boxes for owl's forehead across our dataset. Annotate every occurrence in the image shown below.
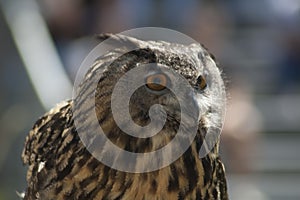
[94,39,213,82]
[145,42,208,80]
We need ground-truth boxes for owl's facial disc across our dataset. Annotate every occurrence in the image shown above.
[128,69,203,129]
[128,72,177,126]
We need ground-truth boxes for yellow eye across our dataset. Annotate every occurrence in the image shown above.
[197,75,207,90]
[145,74,168,91]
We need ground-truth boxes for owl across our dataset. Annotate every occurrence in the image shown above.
[22,33,228,200]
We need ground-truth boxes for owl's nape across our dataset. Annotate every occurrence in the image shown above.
[22,33,229,200]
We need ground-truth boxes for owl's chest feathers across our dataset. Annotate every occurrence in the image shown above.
[40,148,211,199]
[31,105,224,199]
[71,123,219,199]
[91,141,218,200]
[50,133,216,199]
[121,144,208,199]
[62,145,212,200]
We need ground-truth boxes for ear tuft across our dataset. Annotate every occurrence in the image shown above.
[95,33,114,41]
[94,33,145,49]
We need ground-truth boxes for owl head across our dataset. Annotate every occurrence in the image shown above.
[72,32,226,172]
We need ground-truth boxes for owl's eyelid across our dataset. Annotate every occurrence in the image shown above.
[145,69,165,77]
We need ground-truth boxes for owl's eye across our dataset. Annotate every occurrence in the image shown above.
[196,75,207,90]
[145,73,168,91]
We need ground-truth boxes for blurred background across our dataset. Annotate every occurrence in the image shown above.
[0,0,300,199]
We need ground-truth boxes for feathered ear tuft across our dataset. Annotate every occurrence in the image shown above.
[95,33,114,41]
[94,33,145,49]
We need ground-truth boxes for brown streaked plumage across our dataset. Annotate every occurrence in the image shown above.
[22,34,229,200]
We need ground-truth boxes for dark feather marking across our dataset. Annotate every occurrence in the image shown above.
[150,179,157,193]
[196,188,202,200]
[178,191,184,200]
[183,147,198,193]
[56,153,76,181]
[213,188,218,199]
[201,156,212,186]
[168,164,179,191]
